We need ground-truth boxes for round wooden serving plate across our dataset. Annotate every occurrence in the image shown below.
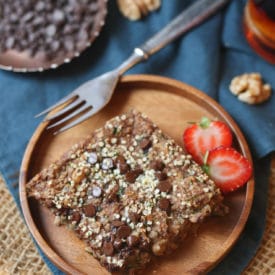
[20,75,254,275]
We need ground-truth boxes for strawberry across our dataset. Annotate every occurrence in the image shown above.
[183,117,233,164]
[203,147,252,193]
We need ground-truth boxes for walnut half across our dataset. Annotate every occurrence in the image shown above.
[229,73,272,104]
[117,0,161,21]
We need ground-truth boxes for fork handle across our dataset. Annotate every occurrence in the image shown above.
[117,0,229,75]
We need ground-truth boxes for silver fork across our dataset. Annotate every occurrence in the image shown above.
[37,0,229,134]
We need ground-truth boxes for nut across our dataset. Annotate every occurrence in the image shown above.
[117,0,161,21]
[71,168,86,185]
[229,73,272,104]
[152,239,167,256]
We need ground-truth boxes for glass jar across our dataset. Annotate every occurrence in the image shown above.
[243,0,275,64]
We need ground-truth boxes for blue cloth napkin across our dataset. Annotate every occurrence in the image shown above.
[0,0,274,274]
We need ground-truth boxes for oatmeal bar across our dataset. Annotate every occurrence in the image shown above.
[26,110,225,273]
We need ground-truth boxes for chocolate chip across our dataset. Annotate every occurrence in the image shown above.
[140,138,152,151]
[140,239,150,251]
[71,211,81,223]
[5,37,15,49]
[103,241,114,256]
[10,14,18,23]
[128,212,140,223]
[92,186,102,197]
[113,239,123,250]
[115,155,126,165]
[119,162,130,174]
[35,2,46,12]
[101,158,113,170]
[87,152,97,164]
[89,2,99,13]
[52,9,65,24]
[107,184,119,202]
[127,235,139,248]
[59,207,70,216]
[64,39,74,51]
[155,171,168,181]
[83,203,96,217]
[117,225,132,239]
[78,29,88,41]
[46,24,57,37]
[33,17,44,27]
[45,199,54,208]
[22,12,34,22]
[109,234,115,243]
[151,160,165,171]
[157,180,172,193]
[158,198,171,212]
[125,169,143,183]
[0,0,99,61]
[51,40,61,52]
[111,220,125,227]
[122,126,132,135]
[115,155,130,174]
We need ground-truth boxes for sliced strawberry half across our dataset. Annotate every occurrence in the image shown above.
[203,147,253,193]
[183,117,232,164]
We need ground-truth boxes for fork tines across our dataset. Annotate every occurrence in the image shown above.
[35,93,94,134]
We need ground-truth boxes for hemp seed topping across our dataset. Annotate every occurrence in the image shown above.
[26,110,226,273]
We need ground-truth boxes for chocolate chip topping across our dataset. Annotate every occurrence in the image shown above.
[71,211,81,223]
[101,158,114,170]
[103,241,114,256]
[87,152,97,164]
[128,212,141,223]
[140,239,150,251]
[157,180,172,193]
[116,225,132,239]
[115,155,126,165]
[92,186,102,197]
[127,235,139,248]
[111,220,125,227]
[119,162,130,174]
[125,168,143,183]
[115,155,129,174]
[113,239,123,250]
[139,138,152,151]
[158,198,171,212]
[107,184,119,202]
[155,171,168,181]
[45,199,54,208]
[151,160,165,171]
[83,203,96,217]
[0,0,102,61]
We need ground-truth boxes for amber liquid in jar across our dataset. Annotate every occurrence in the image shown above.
[244,0,275,63]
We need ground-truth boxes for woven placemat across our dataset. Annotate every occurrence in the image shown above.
[243,156,275,275]
[0,177,50,275]
[0,156,274,274]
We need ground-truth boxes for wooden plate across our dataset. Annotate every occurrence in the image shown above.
[19,75,254,274]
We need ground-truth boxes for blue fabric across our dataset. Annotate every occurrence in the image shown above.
[0,0,274,274]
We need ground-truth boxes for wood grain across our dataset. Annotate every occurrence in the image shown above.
[19,75,254,275]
